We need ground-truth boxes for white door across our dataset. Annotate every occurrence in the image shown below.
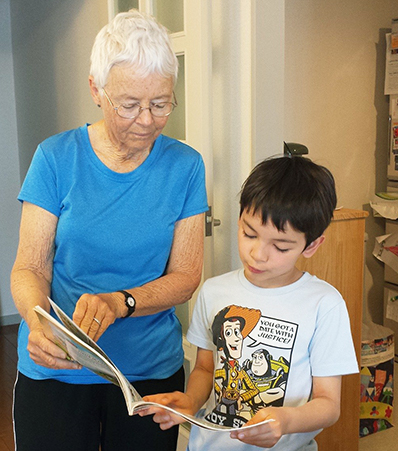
[108,0,214,378]
[145,0,214,379]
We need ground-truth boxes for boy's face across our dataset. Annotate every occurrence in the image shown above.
[238,210,319,288]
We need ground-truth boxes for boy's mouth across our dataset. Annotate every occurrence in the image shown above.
[248,265,264,274]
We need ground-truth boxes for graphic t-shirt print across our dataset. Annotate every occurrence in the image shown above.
[206,305,298,428]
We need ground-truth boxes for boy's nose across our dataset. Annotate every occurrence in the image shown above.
[250,243,268,262]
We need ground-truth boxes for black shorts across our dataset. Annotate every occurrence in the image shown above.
[13,367,184,451]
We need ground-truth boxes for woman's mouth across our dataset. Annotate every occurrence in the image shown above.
[133,131,152,138]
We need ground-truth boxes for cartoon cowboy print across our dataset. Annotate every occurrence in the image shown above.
[205,305,261,428]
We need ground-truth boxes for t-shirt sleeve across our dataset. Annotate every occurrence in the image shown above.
[186,283,214,351]
[309,296,359,377]
[177,154,208,221]
[18,145,61,217]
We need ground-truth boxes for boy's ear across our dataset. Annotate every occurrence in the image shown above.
[301,236,325,259]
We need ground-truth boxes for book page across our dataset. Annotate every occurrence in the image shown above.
[34,302,142,407]
[131,401,274,431]
[35,300,273,431]
[47,298,110,361]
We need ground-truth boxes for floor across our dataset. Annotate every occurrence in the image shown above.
[177,426,189,451]
[0,323,396,451]
[0,324,18,451]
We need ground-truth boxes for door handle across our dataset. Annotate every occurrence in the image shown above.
[205,206,221,236]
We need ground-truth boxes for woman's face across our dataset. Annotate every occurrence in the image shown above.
[98,65,174,155]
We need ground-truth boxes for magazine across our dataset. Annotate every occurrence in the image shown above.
[34,298,273,432]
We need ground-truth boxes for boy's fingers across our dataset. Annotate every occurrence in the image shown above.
[153,412,171,423]
[159,420,177,430]
[143,392,183,408]
[143,393,172,404]
[136,407,152,416]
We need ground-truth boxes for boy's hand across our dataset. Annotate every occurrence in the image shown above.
[230,407,284,448]
[138,392,196,430]
[231,376,342,447]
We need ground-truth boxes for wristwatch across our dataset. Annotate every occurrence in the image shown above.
[118,290,136,318]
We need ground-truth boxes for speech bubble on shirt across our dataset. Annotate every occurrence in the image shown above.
[246,316,298,349]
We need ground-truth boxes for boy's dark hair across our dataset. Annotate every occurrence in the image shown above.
[240,156,337,247]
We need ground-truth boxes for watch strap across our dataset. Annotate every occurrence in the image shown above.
[118,290,136,318]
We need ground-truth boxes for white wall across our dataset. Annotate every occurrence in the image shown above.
[284,0,398,324]
[253,0,285,164]
[0,0,108,324]
[11,0,108,180]
[212,0,285,276]
[0,0,22,324]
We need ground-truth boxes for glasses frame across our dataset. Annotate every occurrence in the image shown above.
[102,89,178,120]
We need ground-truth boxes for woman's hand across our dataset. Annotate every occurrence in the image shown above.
[73,292,124,341]
[229,407,284,448]
[27,326,82,370]
[138,392,196,430]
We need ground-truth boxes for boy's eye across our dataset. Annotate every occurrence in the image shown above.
[243,231,256,239]
[275,246,289,253]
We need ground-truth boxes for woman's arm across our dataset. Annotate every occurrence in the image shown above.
[73,213,205,336]
[11,202,56,325]
[131,212,205,314]
[11,202,80,369]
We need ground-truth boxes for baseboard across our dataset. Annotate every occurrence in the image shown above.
[0,313,21,327]
[179,424,190,438]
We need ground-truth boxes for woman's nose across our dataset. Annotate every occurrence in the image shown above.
[135,107,154,125]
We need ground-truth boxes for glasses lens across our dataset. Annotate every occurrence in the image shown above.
[150,103,175,117]
[117,105,141,119]
[116,102,176,119]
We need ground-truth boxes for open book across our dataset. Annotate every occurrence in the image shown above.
[34,298,273,432]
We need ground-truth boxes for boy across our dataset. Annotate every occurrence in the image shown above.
[142,156,358,450]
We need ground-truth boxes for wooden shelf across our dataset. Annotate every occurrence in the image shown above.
[296,208,368,451]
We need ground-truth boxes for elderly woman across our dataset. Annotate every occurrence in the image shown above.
[11,10,207,451]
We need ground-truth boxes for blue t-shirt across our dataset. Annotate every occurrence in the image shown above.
[17,124,208,383]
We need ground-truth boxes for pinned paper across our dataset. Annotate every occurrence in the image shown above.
[373,233,398,273]
[385,32,398,95]
[370,196,398,219]
[386,290,398,323]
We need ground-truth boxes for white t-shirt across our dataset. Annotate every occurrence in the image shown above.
[186,269,358,451]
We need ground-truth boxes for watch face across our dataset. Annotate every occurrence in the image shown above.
[127,297,135,307]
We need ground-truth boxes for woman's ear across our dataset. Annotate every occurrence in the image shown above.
[88,76,101,107]
[301,235,325,259]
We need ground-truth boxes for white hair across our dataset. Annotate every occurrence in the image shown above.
[90,9,178,89]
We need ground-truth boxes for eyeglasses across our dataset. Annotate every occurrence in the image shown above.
[102,89,177,119]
